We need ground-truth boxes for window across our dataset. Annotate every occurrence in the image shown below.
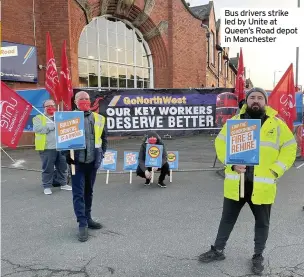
[210,31,215,65]
[217,108,237,115]
[228,94,237,100]
[78,16,153,88]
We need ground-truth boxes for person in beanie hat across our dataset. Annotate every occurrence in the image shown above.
[198,87,297,275]
[238,87,268,109]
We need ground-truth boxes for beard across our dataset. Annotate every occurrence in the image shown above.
[246,104,265,118]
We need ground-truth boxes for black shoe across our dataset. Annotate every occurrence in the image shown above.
[252,254,264,275]
[88,219,103,229]
[144,179,151,186]
[158,181,166,188]
[78,227,88,242]
[198,245,225,263]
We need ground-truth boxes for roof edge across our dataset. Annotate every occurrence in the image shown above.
[180,0,208,21]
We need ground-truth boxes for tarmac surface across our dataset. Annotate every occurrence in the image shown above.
[1,134,304,277]
[0,134,221,171]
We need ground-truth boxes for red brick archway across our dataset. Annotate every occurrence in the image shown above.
[69,1,169,88]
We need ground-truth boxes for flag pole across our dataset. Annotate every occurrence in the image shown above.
[297,162,304,169]
[31,105,53,123]
[0,147,16,163]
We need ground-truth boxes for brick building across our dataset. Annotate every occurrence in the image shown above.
[2,0,237,91]
[1,0,240,146]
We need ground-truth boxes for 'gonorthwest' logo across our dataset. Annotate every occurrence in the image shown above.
[148,146,160,158]
[167,152,176,162]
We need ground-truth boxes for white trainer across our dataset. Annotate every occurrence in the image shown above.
[44,188,52,195]
[60,185,72,191]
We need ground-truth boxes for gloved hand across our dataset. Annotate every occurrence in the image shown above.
[152,167,158,172]
[145,170,151,179]
[65,155,75,165]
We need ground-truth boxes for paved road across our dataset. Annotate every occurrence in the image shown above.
[1,164,304,277]
[0,134,220,171]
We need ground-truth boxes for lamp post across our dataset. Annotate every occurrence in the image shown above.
[273,70,282,89]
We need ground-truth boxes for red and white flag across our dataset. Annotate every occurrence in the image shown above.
[235,48,246,102]
[0,82,32,148]
[268,64,297,131]
[59,40,73,111]
[45,32,60,104]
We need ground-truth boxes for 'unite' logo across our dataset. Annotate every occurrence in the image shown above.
[0,97,18,129]
[280,94,295,109]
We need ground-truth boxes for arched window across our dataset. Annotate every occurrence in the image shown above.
[78,16,153,88]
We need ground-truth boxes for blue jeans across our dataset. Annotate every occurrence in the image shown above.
[39,150,68,189]
[71,162,98,227]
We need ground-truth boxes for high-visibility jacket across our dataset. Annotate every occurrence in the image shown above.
[215,105,297,205]
[34,114,47,151]
[34,112,105,151]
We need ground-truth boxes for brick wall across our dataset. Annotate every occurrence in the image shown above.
[1,0,238,147]
[2,0,71,90]
[2,0,235,91]
[170,0,207,88]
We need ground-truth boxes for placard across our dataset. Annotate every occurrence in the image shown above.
[123,151,139,171]
[145,144,163,168]
[167,151,179,170]
[226,119,261,165]
[100,150,117,171]
[55,111,85,150]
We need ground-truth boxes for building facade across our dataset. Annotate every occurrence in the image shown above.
[2,0,237,91]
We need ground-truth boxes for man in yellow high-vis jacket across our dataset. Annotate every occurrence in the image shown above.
[64,91,108,242]
[199,87,297,275]
[33,99,71,195]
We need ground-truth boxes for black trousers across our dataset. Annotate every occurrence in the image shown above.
[71,162,97,227]
[214,197,271,255]
[136,162,170,182]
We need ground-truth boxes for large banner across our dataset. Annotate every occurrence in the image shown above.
[1,41,38,83]
[74,88,234,136]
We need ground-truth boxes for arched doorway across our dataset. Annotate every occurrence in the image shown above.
[78,16,153,89]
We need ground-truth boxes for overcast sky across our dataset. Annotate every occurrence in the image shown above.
[188,0,303,91]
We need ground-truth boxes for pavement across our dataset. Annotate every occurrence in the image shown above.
[0,134,221,171]
[1,157,304,276]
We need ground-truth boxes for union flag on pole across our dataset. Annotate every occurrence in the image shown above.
[45,32,60,104]
[59,40,73,111]
[0,81,32,148]
[235,48,246,102]
[268,64,297,131]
